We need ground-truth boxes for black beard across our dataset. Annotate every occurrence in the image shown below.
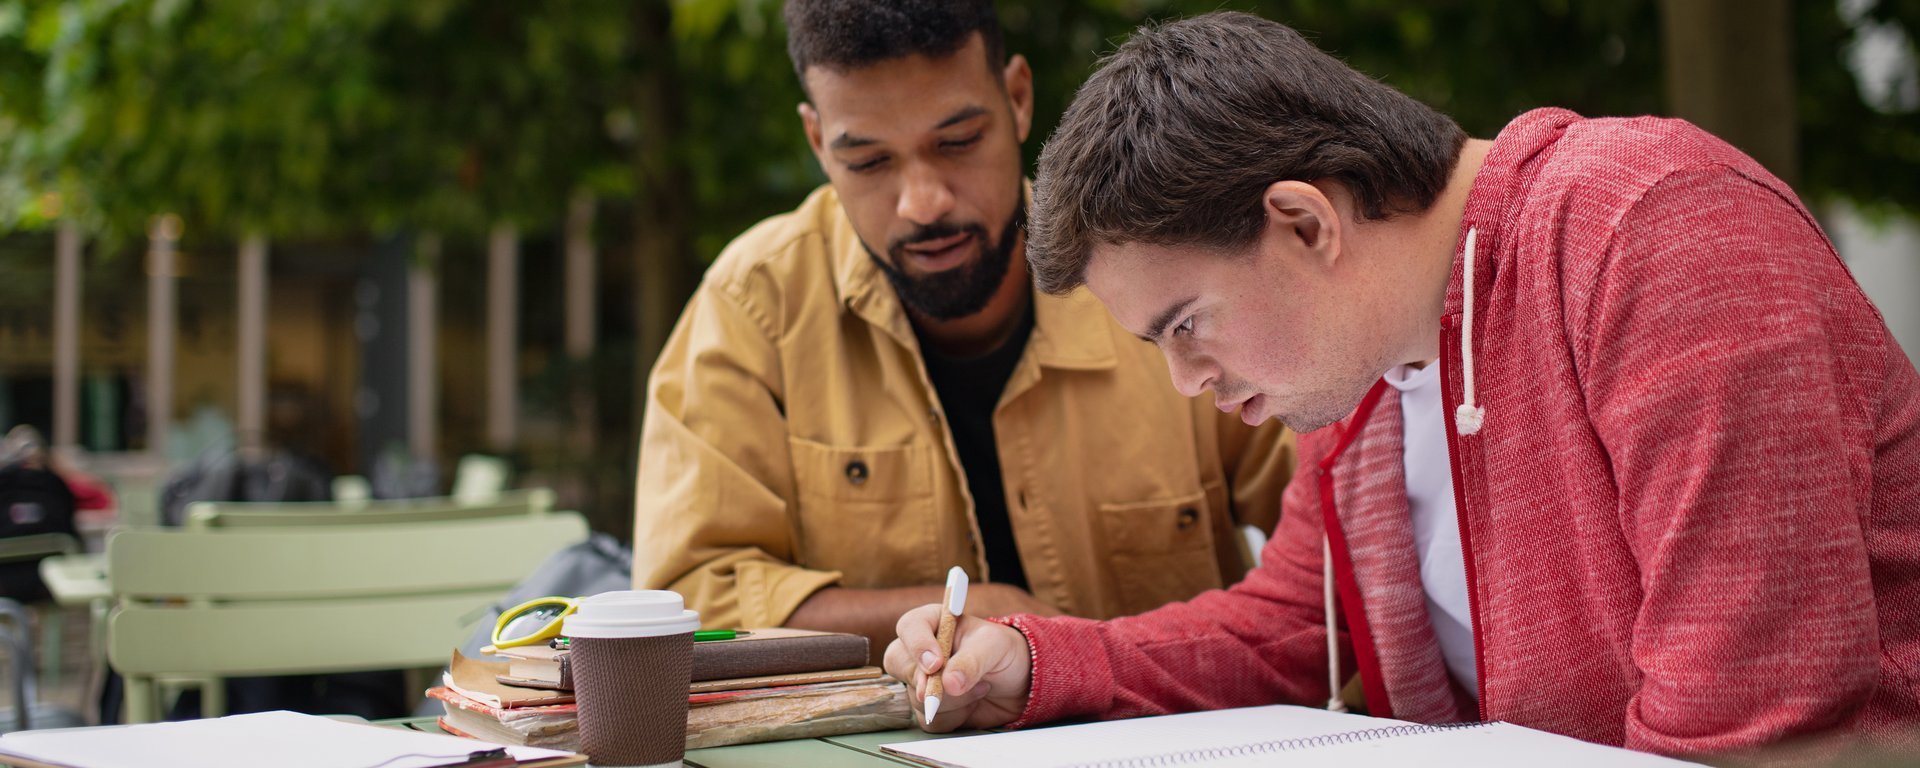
[865,200,1027,322]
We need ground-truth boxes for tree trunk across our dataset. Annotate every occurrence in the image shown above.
[237,233,268,456]
[487,222,520,452]
[146,215,182,461]
[566,190,598,361]
[565,191,599,462]
[410,233,441,463]
[53,221,83,454]
[1660,0,1799,186]
[630,1,697,423]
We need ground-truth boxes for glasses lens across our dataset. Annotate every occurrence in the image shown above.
[497,603,568,643]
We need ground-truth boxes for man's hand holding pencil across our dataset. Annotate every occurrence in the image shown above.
[885,567,1035,733]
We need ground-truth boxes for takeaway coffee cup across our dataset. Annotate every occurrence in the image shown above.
[563,590,699,767]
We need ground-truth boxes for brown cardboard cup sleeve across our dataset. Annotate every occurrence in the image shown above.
[570,632,694,767]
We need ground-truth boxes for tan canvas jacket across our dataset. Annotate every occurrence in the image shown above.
[633,185,1295,629]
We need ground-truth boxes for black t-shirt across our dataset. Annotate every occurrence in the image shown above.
[914,302,1036,591]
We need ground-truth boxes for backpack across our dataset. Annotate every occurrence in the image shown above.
[0,464,80,602]
[158,449,332,526]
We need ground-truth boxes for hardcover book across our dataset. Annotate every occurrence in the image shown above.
[492,627,869,689]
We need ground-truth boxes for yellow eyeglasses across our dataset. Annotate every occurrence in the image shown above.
[488,596,579,651]
[486,594,745,653]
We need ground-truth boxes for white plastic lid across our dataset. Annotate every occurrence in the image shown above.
[561,590,700,639]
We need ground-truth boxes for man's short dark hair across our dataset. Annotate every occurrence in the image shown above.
[1028,11,1467,294]
[784,0,1004,85]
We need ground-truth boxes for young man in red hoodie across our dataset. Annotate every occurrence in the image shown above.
[883,11,1920,758]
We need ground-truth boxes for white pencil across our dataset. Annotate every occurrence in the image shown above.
[923,566,969,723]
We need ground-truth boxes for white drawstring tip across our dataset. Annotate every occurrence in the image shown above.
[1454,404,1485,435]
[1455,226,1486,436]
[1325,697,1348,713]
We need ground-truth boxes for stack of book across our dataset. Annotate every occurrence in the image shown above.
[430,628,910,750]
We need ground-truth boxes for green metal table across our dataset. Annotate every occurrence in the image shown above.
[381,716,961,767]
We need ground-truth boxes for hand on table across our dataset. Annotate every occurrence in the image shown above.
[884,603,1034,732]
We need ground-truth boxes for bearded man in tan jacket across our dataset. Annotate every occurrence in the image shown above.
[632,0,1295,657]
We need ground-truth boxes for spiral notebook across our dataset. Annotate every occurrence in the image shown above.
[880,705,1700,767]
[0,710,584,768]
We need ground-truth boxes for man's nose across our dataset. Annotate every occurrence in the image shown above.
[896,162,956,225]
[1164,349,1216,398]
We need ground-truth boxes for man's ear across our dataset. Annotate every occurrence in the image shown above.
[1003,54,1034,143]
[1261,180,1342,268]
[799,102,825,156]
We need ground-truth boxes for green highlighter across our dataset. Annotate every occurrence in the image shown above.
[552,629,744,647]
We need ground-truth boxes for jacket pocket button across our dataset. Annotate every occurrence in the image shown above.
[845,460,869,486]
[1176,507,1200,530]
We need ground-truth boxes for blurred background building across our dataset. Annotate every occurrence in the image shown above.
[0,0,1915,538]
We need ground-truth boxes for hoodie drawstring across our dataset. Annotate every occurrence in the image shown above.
[1322,534,1347,712]
[1454,227,1486,436]
[1323,233,1487,713]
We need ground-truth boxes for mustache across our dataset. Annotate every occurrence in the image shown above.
[1213,382,1255,404]
[889,221,988,257]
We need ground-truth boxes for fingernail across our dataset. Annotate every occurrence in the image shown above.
[946,670,967,691]
[921,651,938,671]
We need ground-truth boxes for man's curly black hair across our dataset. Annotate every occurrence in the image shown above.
[784,0,1004,89]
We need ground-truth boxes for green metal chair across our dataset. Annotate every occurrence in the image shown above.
[106,511,589,723]
[181,488,555,530]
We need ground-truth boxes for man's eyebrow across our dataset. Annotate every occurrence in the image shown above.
[829,106,989,151]
[935,105,989,130]
[829,133,875,151]
[1137,297,1198,344]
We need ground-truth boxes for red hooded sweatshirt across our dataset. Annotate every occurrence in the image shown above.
[1000,109,1920,757]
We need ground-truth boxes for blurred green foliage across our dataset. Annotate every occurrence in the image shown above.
[0,0,638,241]
[1,0,1916,534]
[0,0,1916,248]
[1802,0,1920,217]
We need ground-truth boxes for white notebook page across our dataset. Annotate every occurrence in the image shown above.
[0,710,575,768]
[880,705,1700,768]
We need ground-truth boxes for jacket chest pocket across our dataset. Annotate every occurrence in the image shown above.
[788,437,937,585]
[1098,491,1222,616]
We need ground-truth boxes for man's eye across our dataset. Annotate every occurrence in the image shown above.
[847,156,888,173]
[1173,317,1196,337]
[939,134,982,151]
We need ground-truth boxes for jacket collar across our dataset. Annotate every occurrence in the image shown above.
[822,183,1117,371]
[1446,108,1579,318]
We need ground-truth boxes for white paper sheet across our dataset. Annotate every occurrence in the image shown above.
[0,710,574,768]
[880,705,1699,768]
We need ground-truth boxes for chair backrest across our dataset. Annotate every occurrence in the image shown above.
[0,533,80,565]
[182,488,555,530]
[105,511,588,679]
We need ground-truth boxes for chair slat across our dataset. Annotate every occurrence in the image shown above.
[193,503,533,529]
[108,590,499,676]
[107,513,587,599]
[184,488,555,528]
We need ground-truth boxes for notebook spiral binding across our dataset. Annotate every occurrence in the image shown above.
[1069,721,1496,768]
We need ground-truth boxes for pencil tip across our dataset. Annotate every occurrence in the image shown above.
[924,695,941,724]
